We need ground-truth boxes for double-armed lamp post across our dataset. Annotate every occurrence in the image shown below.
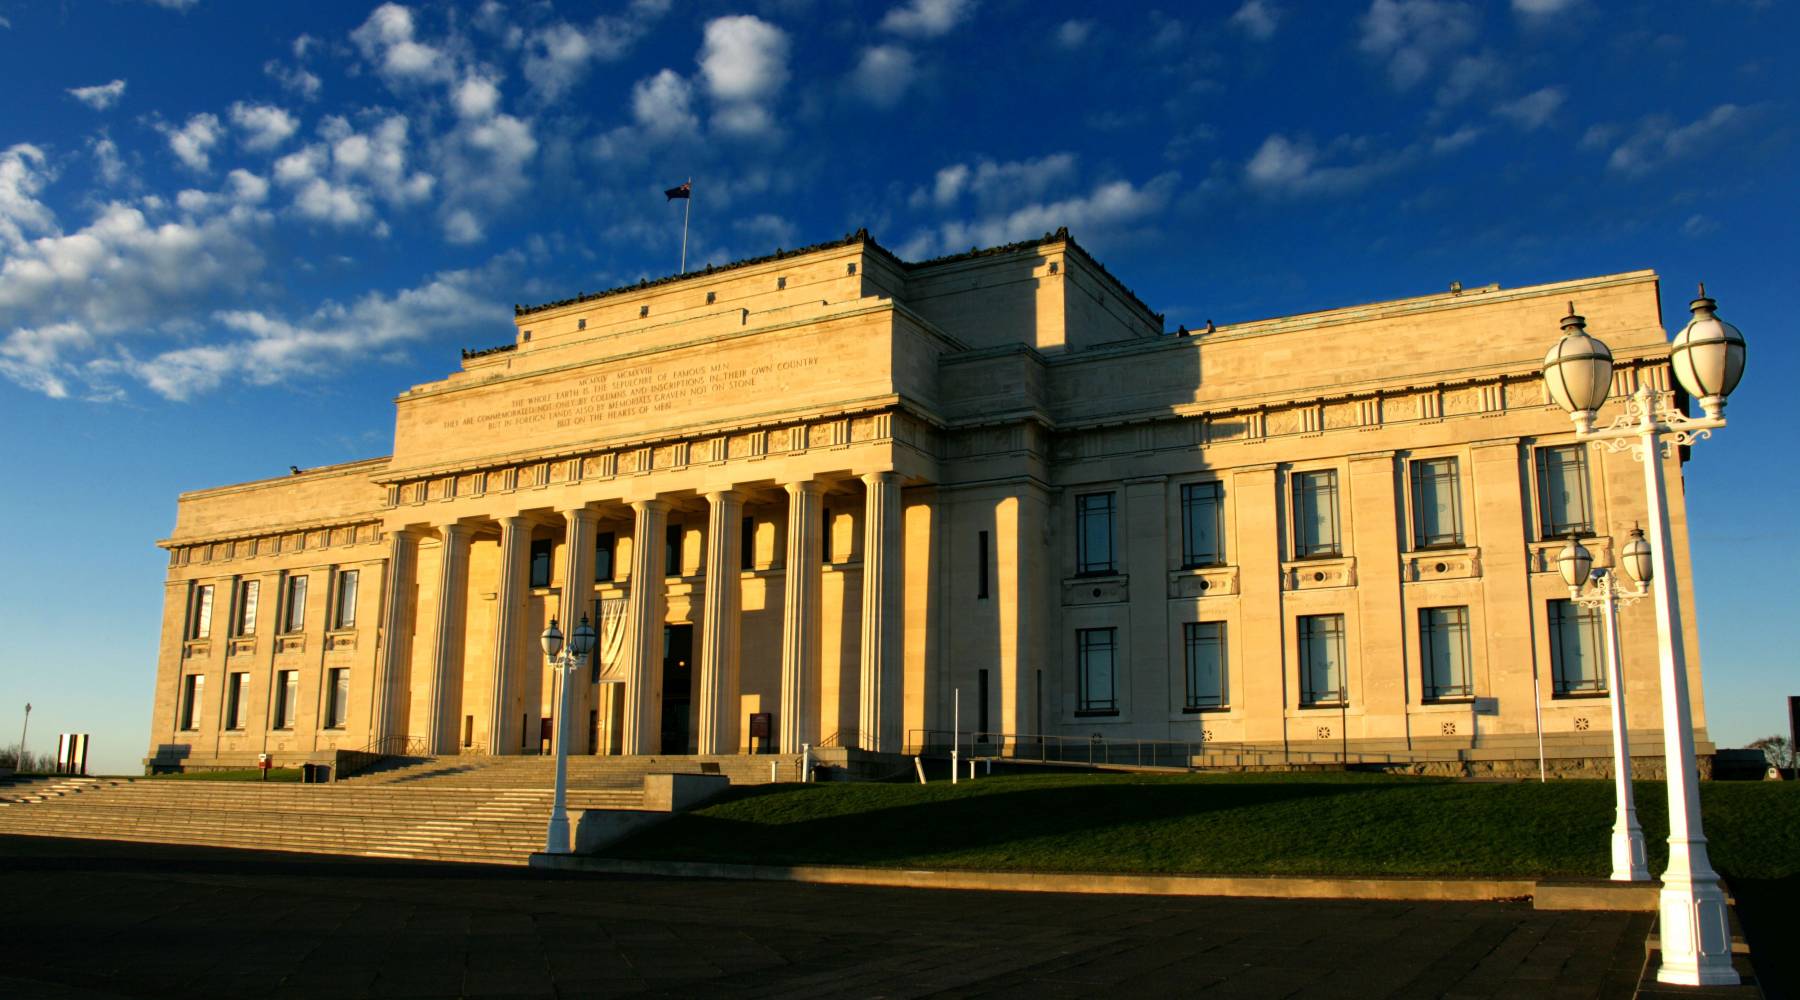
[1558,530,1654,882]
[1541,286,1746,987]
[541,615,596,855]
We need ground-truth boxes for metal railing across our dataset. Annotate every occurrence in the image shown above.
[904,729,1471,769]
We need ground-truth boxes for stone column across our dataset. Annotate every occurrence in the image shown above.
[427,523,472,755]
[858,473,903,752]
[696,490,744,755]
[373,529,419,753]
[486,516,530,755]
[621,499,668,755]
[560,507,598,753]
[780,480,824,753]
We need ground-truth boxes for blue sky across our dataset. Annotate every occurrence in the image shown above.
[1,0,1794,774]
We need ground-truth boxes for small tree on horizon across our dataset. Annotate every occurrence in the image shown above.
[1747,735,1795,770]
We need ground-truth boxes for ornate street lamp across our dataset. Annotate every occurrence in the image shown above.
[1560,533,1652,882]
[1542,288,1747,986]
[542,615,597,854]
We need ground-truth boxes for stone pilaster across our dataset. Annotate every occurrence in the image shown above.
[621,499,668,755]
[858,473,903,752]
[780,480,824,753]
[427,523,472,755]
[372,529,419,752]
[559,507,599,753]
[697,490,743,755]
[486,516,530,755]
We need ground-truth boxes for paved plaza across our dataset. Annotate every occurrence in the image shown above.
[0,835,1650,999]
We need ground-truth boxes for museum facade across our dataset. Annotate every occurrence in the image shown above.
[146,229,1711,771]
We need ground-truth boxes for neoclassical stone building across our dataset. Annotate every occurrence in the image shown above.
[147,229,1712,772]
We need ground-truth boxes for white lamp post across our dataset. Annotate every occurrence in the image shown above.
[1542,290,1746,986]
[542,614,597,855]
[1558,532,1653,882]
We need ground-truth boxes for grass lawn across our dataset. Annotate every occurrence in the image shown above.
[608,771,1800,881]
[148,768,304,782]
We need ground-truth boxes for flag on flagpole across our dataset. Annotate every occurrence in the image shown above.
[664,181,691,200]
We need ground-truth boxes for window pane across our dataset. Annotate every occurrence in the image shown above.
[1299,614,1346,705]
[1076,493,1115,574]
[1537,446,1592,538]
[1294,472,1340,557]
[1181,482,1223,567]
[598,531,617,581]
[667,524,683,575]
[1549,599,1607,695]
[529,539,553,588]
[1077,628,1116,711]
[1185,621,1226,708]
[226,673,246,730]
[1420,606,1471,700]
[285,576,307,633]
[238,580,258,636]
[326,668,350,728]
[336,570,358,628]
[193,585,213,639]
[1411,459,1463,548]
[276,670,297,729]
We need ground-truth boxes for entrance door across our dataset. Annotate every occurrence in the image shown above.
[660,624,694,754]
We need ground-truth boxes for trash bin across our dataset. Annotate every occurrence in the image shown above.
[299,764,314,784]
[315,763,331,783]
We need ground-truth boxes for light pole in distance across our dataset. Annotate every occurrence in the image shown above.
[541,615,597,855]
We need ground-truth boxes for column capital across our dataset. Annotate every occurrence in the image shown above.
[859,470,902,488]
[703,488,744,505]
[436,520,474,541]
[783,478,825,498]
[630,497,671,514]
[557,504,601,525]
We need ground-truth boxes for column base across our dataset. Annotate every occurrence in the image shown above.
[544,813,571,855]
[1609,825,1650,883]
[1654,880,1739,986]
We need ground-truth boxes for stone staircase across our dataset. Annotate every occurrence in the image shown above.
[0,754,796,866]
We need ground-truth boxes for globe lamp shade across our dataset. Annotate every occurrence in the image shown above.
[1671,287,1746,416]
[1557,538,1594,590]
[540,618,564,658]
[1543,306,1613,429]
[1622,528,1654,584]
[570,614,597,658]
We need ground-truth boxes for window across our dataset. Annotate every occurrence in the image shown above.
[821,509,833,563]
[1410,458,1463,549]
[1292,470,1341,558]
[665,524,683,576]
[1420,607,1472,701]
[1548,599,1606,696]
[224,672,248,730]
[1076,627,1118,714]
[1075,492,1116,574]
[1536,445,1593,539]
[1183,621,1227,710]
[281,575,307,633]
[1181,481,1225,567]
[324,668,350,729]
[333,569,359,629]
[189,584,214,640]
[529,539,553,588]
[741,517,755,571]
[595,532,616,582]
[234,580,258,636]
[179,675,204,731]
[977,530,990,599]
[273,670,297,730]
[1298,614,1347,706]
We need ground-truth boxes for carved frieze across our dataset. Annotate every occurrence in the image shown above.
[1282,556,1356,591]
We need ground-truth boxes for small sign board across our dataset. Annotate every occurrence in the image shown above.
[1473,697,1500,716]
[748,712,772,739]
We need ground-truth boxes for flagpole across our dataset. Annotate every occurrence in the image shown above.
[679,177,691,274]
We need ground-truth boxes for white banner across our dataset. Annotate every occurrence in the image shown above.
[595,596,629,684]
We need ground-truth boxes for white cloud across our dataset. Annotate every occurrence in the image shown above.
[229,102,300,151]
[1230,1,1281,41]
[454,75,502,119]
[442,208,483,244]
[265,60,323,101]
[631,69,697,135]
[1430,125,1483,153]
[160,113,223,171]
[0,145,57,249]
[68,80,127,111]
[699,15,789,136]
[1054,20,1092,49]
[1513,0,1578,15]
[913,153,1079,210]
[89,135,127,186]
[1358,0,1477,90]
[1604,104,1747,176]
[522,2,671,103]
[926,173,1179,255]
[1681,213,1719,238]
[850,45,916,108]
[1435,53,1502,106]
[271,115,433,230]
[1244,133,1412,195]
[1493,86,1565,130]
[293,177,374,225]
[144,0,199,8]
[351,3,455,88]
[881,0,975,38]
[226,169,269,204]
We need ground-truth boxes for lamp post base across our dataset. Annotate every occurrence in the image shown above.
[1610,821,1649,882]
[545,813,571,856]
[1654,879,1739,986]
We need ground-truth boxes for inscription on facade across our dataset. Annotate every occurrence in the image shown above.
[437,357,820,434]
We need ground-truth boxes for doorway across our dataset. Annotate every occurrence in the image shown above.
[660,624,694,754]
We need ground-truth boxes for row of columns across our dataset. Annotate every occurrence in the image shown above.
[371,472,905,757]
